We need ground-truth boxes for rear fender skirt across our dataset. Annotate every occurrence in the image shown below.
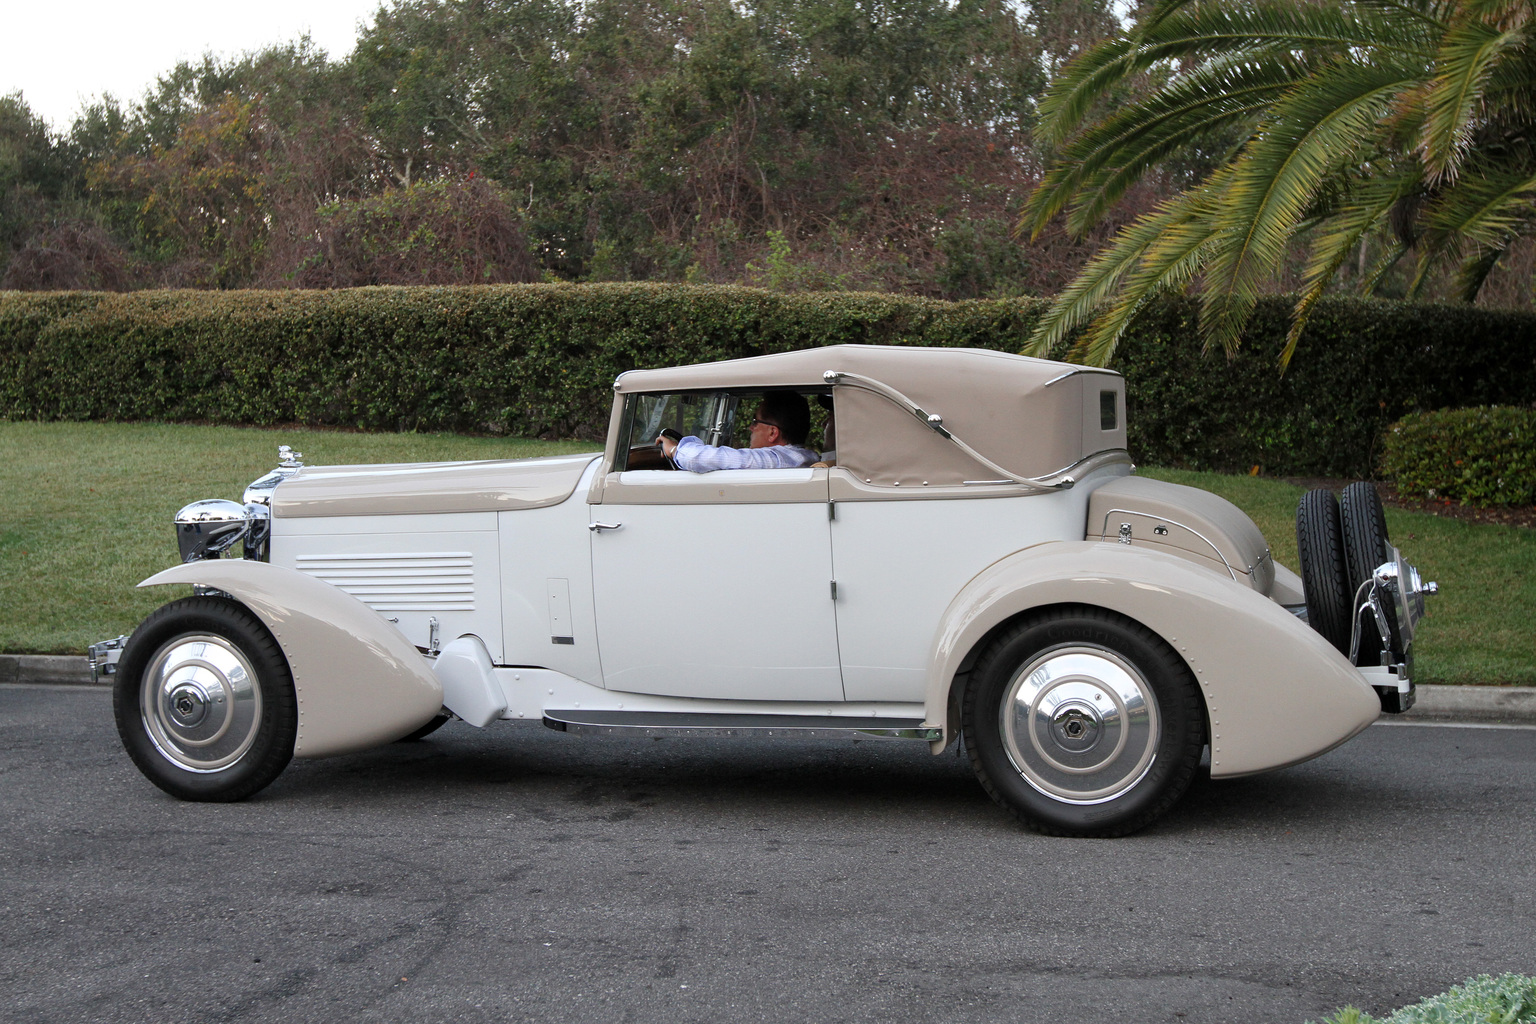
[138,561,444,758]
[927,541,1380,777]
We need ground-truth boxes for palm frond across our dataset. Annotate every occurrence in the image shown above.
[1033,0,1435,149]
[1026,169,1236,361]
[1073,219,1225,366]
[1419,163,1536,247]
[1418,15,1526,181]
[1281,176,1415,367]
[1452,244,1505,300]
[1058,58,1306,235]
[1135,0,1439,65]
[1022,184,1221,359]
[1358,238,1412,295]
[1023,56,1298,239]
[1200,60,1418,353]
[1033,38,1141,148]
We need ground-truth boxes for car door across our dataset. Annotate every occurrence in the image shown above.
[826,472,1086,703]
[589,467,844,702]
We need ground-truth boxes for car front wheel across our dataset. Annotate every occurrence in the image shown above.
[962,607,1205,837]
[113,596,297,802]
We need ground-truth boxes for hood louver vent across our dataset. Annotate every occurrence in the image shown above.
[296,552,475,612]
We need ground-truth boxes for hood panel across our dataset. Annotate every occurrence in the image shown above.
[272,453,600,518]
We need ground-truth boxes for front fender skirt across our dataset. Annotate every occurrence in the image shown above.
[139,561,443,758]
[927,542,1381,778]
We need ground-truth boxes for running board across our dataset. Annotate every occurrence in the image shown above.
[542,709,939,741]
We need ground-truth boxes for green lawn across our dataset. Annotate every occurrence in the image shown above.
[3,422,1531,684]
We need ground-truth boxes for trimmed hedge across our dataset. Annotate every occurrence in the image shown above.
[1116,295,1536,477]
[2,283,1534,475]
[1381,406,1536,506]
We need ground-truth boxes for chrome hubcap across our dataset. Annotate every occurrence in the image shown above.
[1000,645,1160,805]
[141,635,262,773]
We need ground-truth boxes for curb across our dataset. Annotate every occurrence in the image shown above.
[0,654,96,687]
[2,653,1533,725]
[1398,684,1536,726]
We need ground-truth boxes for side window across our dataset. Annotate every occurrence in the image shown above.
[616,389,835,471]
[618,392,741,470]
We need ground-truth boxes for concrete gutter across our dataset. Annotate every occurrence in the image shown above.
[2,653,1533,725]
[0,654,96,687]
[1399,683,1536,726]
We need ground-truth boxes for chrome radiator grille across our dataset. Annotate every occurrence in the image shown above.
[295,551,475,611]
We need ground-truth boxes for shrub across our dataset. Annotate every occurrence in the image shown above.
[1381,406,1536,507]
[1315,973,1536,1024]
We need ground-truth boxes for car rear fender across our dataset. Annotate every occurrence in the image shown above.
[138,561,444,758]
[927,541,1380,778]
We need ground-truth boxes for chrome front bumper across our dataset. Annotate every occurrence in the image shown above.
[87,635,128,684]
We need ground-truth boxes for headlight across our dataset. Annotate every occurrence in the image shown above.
[174,499,268,562]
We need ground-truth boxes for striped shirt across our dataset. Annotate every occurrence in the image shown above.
[672,436,820,472]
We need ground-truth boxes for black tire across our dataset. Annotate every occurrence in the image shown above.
[961,607,1205,838]
[1339,481,1390,594]
[113,596,297,802]
[397,713,451,742]
[1295,489,1354,655]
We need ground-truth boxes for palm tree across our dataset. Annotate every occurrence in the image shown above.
[1018,0,1536,368]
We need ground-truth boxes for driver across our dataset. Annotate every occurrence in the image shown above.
[657,390,820,472]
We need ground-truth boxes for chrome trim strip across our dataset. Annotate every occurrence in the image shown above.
[1042,367,1123,387]
[542,709,939,741]
[1097,508,1239,581]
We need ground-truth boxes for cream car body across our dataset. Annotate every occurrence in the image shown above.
[102,345,1432,834]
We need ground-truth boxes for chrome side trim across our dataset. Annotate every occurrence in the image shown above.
[542,708,939,741]
[1098,508,1239,581]
[1042,367,1123,387]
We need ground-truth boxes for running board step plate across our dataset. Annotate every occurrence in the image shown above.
[542,709,938,741]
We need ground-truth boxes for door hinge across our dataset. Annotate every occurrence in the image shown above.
[828,501,837,521]
[830,580,838,600]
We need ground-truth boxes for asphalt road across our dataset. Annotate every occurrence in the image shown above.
[2,686,1533,1024]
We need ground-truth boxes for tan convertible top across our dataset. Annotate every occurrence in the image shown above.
[613,345,1128,487]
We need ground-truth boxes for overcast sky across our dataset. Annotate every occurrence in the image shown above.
[2,0,385,130]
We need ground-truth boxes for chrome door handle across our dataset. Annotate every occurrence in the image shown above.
[589,521,623,533]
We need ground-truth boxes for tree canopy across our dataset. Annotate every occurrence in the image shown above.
[2,0,1140,296]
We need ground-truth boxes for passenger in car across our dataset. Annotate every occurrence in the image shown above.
[657,390,820,471]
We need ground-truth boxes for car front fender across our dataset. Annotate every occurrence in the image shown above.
[927,541,1380,778]
[139,561,444,758]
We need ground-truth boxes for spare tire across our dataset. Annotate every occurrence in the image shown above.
[1296,489,1354,655]
[1340,481,1390,594]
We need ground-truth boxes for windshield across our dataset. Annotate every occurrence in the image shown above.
[631,392,742,449]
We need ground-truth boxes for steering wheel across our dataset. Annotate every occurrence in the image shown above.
[625,443,676,471]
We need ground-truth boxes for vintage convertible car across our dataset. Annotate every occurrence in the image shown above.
[92,345,1436,836]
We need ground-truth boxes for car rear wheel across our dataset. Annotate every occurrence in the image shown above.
[113,596,297,802]
[962,607,1205,837]
[1295,488,1353,655]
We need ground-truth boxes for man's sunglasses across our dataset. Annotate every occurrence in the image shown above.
[747,417,779,430]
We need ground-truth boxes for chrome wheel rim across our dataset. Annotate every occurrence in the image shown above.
[140,634,263,773]
[1000,645,1160,805]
